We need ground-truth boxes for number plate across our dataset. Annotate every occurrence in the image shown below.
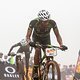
[46,48,56,56]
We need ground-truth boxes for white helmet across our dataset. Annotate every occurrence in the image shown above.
[20,39,27,46]
[38,10,50,21]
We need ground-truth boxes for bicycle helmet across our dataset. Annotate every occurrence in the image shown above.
[20,39,27,46]
[38,10,50,21]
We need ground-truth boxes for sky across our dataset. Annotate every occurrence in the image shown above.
[0,0,80,66]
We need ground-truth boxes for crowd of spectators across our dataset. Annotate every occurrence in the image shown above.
[60,64,76,80]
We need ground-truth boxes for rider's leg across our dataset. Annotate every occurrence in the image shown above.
[25,53,30,69]
[25,51,30,80]
[16,55,21,72]
[34,47,41,65]
[25,61,29,80]
[32,47,41,78]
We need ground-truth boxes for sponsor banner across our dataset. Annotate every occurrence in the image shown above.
[0,62,21,80]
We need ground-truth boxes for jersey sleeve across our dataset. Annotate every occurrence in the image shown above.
[29,19,38,29]
[49,20,57,29]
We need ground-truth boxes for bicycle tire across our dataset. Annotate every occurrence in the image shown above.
[43,60,61,80]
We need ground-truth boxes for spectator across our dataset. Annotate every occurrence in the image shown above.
[61,65,66,80]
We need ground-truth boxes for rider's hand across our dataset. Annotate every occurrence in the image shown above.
[8,53,11,56]
[29,42,36,47]
[26,38,31,44]
[60,45,68,51]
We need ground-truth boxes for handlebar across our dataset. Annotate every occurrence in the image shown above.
[29,42,61,50]
[29,42,68,51]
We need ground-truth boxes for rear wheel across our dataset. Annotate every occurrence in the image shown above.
[16,55,24,80]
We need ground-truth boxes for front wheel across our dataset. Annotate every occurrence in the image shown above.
[43,61,61,80]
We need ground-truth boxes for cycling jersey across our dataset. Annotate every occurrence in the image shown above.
[29,18,57,45]
[29,18,57,37]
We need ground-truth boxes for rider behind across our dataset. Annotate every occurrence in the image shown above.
[8,39,31,79]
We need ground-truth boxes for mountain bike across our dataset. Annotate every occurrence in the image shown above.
[29,42,67,80]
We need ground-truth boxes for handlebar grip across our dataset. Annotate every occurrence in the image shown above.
[60,45,68,51]
[8,53,11,56]
[29,42,36,47]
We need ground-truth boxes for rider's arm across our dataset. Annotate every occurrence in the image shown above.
[53,27,68,50]
[8,43,21,56]
[26,27,33,40]
[53,25,63,47]
[26,20,36,41]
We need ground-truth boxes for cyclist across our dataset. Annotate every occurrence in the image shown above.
[26,10,67,78]
[8,39,31,80]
